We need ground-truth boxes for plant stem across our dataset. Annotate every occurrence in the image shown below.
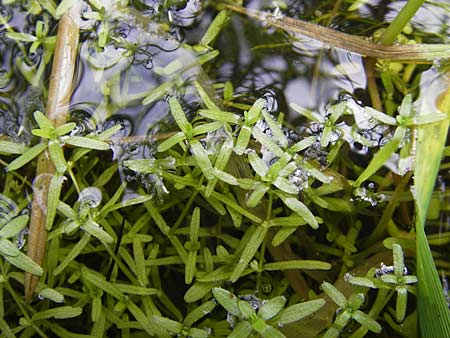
[25,2,82,301]
[378,0,425,46]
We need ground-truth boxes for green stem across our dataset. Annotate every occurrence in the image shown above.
[379,0,425,46]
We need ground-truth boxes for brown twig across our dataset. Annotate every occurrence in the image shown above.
[224,4,449,62]
[25,2,82,301]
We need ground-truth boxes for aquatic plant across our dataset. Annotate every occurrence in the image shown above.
[0,0,449,337]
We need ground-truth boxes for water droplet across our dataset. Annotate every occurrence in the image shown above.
[78,187,102,209]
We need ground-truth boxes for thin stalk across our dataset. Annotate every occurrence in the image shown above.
[379,0,425,46]
[25,2,82,301]
[225,4,449,62]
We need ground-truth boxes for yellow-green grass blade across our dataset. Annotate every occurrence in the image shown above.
[414,73,450,338]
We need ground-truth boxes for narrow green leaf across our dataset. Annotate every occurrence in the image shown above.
[271,228,296,246]
[142,81,174,105]
[321,282,347,308]
[64,136,110,150]
[211,191,262,223]
[55,122,76,136]
[0,141,27,155]
[414,78,450,338]
[82,267,124,300]
[353,310,382,333]
[247,98,266,123]
[184,282,218,303]
[261,109,288,147]
[230,225,268,282]
[238,300,256,319]
[53,233,90,276]
[55,0,78,17]
[193,80,220,110]
[277,194,318,229]
[3,250,43,275]
[0,215,28,238]
[82,220,113,243]
[247,183,269,208]
[279,299,326,324]
[229,321,253,338]
[264,260,331,271]
[199,109,241,124]
[235,125,252,155]
[153,316,182,333]
[46,175,65,230]
[6,32,37,42]
[32,306,82,321]
[189,139,214,180]
[354,128,404,187]
[7,143,47,171]
[133,238,148,286]
[258,296,286,321]
[0,318,14,338]
[57,201,77,219]
[289,136,317,153]
[48,140,67,173]
[248,151,268,177]
[33,111,54,131]
[213,168,238,185]
[38,288,65,303]
[127,301,169,337]
[199,10,229,46]
[168,96,191,134]
[192,121,223,136]
[157,132,186,152]
[263,326,287,338]
[0,238,19,256]
[273,177,299,194]
[183,300,216,327]
[252,126,285,157]
[212,288,241,317]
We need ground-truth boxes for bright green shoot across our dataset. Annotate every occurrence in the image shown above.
[321,282,382,338]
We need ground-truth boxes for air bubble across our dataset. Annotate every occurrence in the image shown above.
[78,187,102,209]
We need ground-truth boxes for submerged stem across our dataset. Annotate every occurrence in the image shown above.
[25,2,82,301]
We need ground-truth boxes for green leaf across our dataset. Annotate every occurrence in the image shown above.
[252,126,285,157]
[157,132,186,152]
[247,98,266,124]
[34,111,54,131]
[55,0,78,17]
[248,151,268,177]
[212,288,241,317]
[277,194,318,229]
[82,220,113,243]
[48,140,67,173]
[0,141,27,155]
[38,288,65,303]
[199,10,229,46]
[238,300,256,319]
[142,81,174,105]
[353,127,404,187]
[46,174,65,230]
[279,299,326,324]
[247,183,269,208]
[229,321,253,338]
[263,260,331,271]
[64,136,110,150]
[193,80,220,110]
[153,316,182,333]
[230,225,268,282]
[183,300,216,327]
[168,96,191,134]
[0,238,20,256]
[53,233,90,276]
[353,310,382,333]
[189,139,214,180]
[192,121,223,136]
[32,306,82,320]
[7,143,47,171]
[82,267,124,300]
[3,249,43,275]
[321,282,347,308]
[414,78,450,338]
[184,282,218,303]
[0,215,28,238]
[199,109,241,124]
[261,109,288,147]
[258,296,286,321]
[55,122,76,136]
[235,125,252,155]
[6,32,37,42]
